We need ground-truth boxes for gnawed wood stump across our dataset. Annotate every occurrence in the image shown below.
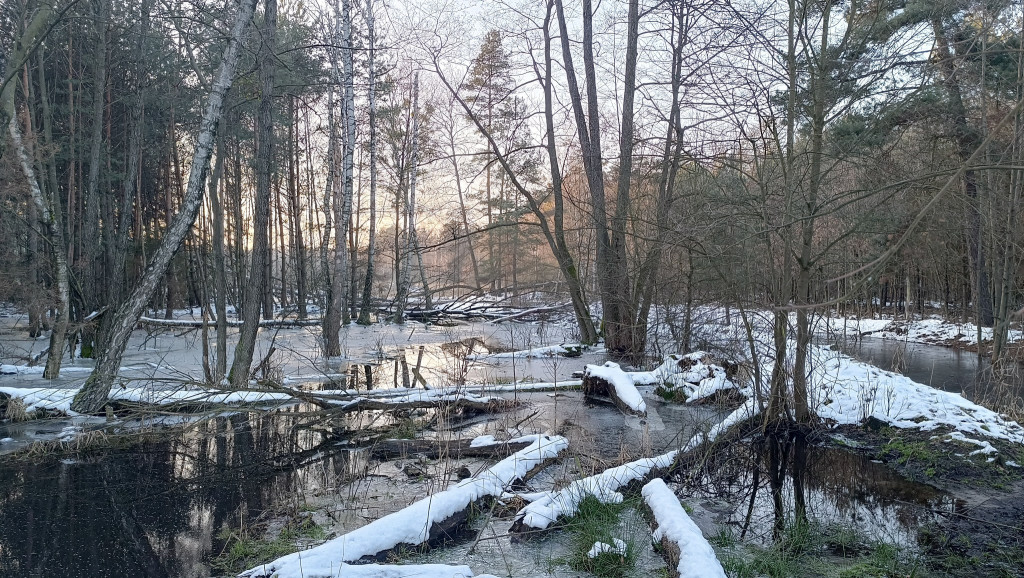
[582,362,647,416]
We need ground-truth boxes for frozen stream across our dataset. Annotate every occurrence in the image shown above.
[0,317,991,577]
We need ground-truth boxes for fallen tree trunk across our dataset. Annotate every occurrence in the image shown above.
[510,404,763,536]
[240,434,568,578]
[369,436,533,460]
[139,316,322,328]
[335,394,517,414]
[641,478,726,578]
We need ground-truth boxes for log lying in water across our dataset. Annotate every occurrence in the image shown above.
[509,405,763,537]
[333,392,518,414]
[138,316,322,328]
[239,434,568,578]
[369,436,534,460]
[641,478,726,578]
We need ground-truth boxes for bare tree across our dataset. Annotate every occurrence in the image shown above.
[73,0,259,412]
[229,0,278,386]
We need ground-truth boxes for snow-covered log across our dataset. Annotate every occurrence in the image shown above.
[334,390,518,414]
[510,451,676,533]
[641,479,726,578]
[265,563,492,577]
[138,316,322,328]
[583,362,647,416]
[239,434,568,578]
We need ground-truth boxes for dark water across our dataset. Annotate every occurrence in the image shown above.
[0,407,360,578]
[683,434,963,547]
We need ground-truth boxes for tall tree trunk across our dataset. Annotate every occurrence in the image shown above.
[107,0,151,336]
[324,0,356,353]
[9,106,71,380]
[791,0,831,425]
[540,0,596,344]
[320,87,336,315]
[2,4,69,379]
[230,0,277,386]
[609,0,640,360]
[434,2,597,343]
[357,0,378,325]
[636,0,686,343]
[288,95,308,319]
[209,122,229,381]
[554,0,638,357]
[73,0,259,412]
[933,18,994,327]
[82,0,109,355]
[993,24,1024,363]
[394,75,420,323]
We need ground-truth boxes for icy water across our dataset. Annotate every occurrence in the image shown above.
[0,318,992,577]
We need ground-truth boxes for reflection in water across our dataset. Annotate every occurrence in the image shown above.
[0,409,360,578]
[684,434,963,547]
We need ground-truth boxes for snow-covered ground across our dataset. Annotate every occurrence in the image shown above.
[823,314,1024,348]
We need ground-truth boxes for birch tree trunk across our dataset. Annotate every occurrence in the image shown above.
[323,0,356,354]
[72,0,259,412]
[9,111,71,380]
[1,3,69,379]
[229,0,277,386]
[357,0,379,325]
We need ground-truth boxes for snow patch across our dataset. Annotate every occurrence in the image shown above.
[587,538,627,558]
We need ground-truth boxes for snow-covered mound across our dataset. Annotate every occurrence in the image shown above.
[824,315,1023,347]
[810,346,1024,445]
[629,353,749,403]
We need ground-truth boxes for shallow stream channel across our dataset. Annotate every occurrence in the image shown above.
[0,319,1020,577]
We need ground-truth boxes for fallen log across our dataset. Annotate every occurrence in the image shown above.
[369,436,533,460]
[138,316,322,328]
[239,434,568,578]
[509,401,764,537]
[334,393,518,414]
[641,478,726,578]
